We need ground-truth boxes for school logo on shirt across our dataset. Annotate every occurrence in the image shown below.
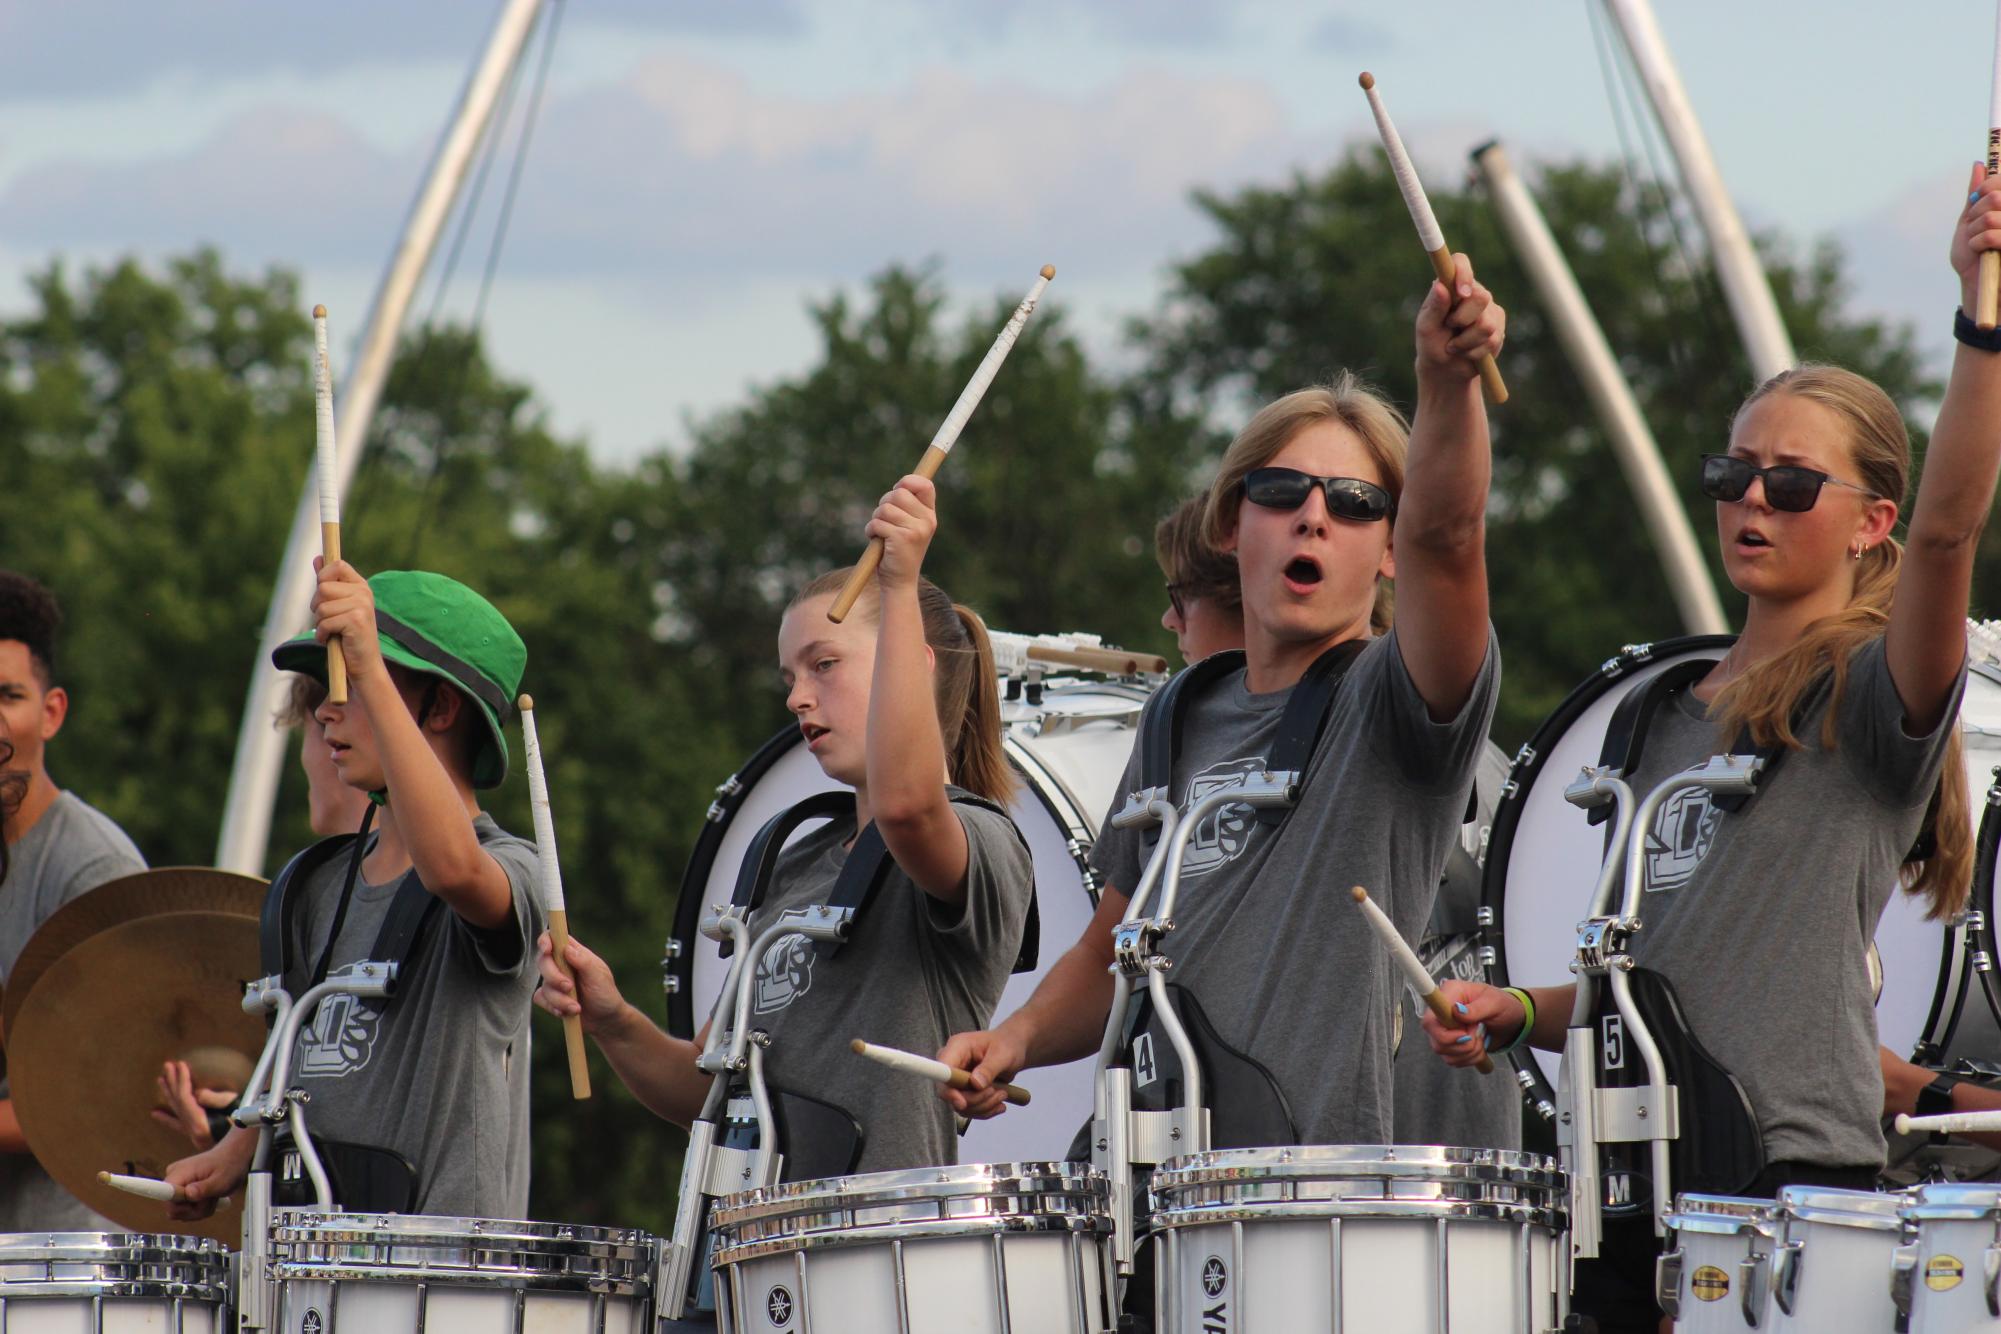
[297,992,382,1078]
[1179,757,1268,877]
[754,934,817,1015]
[1642,781,1723,893]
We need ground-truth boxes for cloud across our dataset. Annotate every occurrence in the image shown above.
[1307,16,1396,57]
[0,55,1314,291]
[1832,163,1970,365]
[0,1,805,103]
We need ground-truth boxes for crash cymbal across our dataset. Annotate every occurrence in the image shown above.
[6,871,266,1244]
[3,867,266,1042]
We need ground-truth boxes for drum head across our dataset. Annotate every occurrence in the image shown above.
[1483,639,2001,1105]
[666,678,1152,1164]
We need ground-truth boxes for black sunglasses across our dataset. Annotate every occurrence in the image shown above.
[1166,582,1189,620]
[1699,454,1878,514]
[1242,467,1396,522]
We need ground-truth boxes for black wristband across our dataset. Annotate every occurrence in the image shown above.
[1917,1071,1962,1119]
[1954,307,2001,352]
[205,1110,233,1144]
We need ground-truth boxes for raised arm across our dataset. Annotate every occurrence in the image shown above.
[863,474,971,903]
[533,931,714,1127]
[1885,165,2001,732]
[1391,254,1504,719]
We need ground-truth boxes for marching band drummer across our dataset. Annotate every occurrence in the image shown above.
[1156,494,1245,665]
[533,474,1035,1178]
[1427,168,2001,1331]
[164,563,546,1221]
[938,259,1506,1147]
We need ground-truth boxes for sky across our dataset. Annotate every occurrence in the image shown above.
[0,1,1987,465]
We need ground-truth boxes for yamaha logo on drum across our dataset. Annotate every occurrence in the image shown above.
[1200,1253,1229,1330]
[765,1284,795,1327]
[300,1310,324,1334]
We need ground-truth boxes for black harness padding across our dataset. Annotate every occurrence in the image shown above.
[722,791,1039,974]
[271,1133,419,1213]
[1120,983,1299,1150]
[258,832,447,996]
[717,1083,867,1185]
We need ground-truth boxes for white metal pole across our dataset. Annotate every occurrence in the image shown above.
[1472,141,1728,637]
[1603,0,1796,382]
[215,0,548,873]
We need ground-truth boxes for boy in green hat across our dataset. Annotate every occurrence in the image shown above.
[164,559,544,1220]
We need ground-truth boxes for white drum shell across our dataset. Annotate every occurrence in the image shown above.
[268,1212,656,1334]
[1148,1146,1567,1334]
[683,680,1152,1163]
[1898,1183,2001,1333]
[0,1232,231,1334]
[707,1161,1113,1334]
[1768,1188,1906,1334]
[1660,1194,1782,1333]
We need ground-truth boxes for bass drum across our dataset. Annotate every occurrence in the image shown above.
[1482,635,2001,1115]
[664,675,1153,1165]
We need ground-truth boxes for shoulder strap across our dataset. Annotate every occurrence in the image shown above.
[1588,657,1720,826]
[366,874,446,978]
[259,833,359,985]
[719,792,854,959]
[1255,638,1369,826]
[1139,650,1247,800]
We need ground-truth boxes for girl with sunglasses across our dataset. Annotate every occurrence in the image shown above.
[532,474,1035,1182]
[1426,169,2001,1330]
[940,256,1505,1155]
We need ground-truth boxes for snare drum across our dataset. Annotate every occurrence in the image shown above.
[268,1213,656,1333]
[0,1231,231,1334]
[1767,1187,1904,1333]
[1147,1146,1568,1334]
[1658,1194,1782,1332]
[707,1161,1114,1333]
[1893,1182,2001,1333]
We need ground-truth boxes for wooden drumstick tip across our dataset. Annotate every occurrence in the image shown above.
[850,1038,867,1055]
[1350,885,1368,903]
[1358,72,1375,91]
[518,693,533,712]
[1039,264,1056,280]
[312,304,326,319]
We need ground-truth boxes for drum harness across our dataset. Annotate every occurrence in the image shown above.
[659,790,1035,1322]
[1091,642,1363,1284]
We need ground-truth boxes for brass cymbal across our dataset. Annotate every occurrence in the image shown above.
[5,868,266,1243]
[3,867,266,1041]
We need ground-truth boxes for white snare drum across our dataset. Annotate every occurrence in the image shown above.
[668,675,1155,1163]
[1147,1146,1568,1334]
[1659,1194,1783,1332]
[707,1161,1114,1334]
[268,1213,655,1333]
[1767,1187,1904,1333]
[1893,1182,2001,1332]
[0,1232,231,1334]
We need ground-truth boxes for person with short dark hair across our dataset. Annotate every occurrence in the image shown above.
[0,570,146,1229]
[1153,494,1244,664]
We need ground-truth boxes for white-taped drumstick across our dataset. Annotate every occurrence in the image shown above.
[1358,73,1508,404]
[1351,886,1495,1075]
[98,1171,194,1205]
[520,694,592,1100]
[1979,3,2001,329]
[827,264,1056,623]
[312,305,349,703]
[1895,1110,2001,1136]
[850,1038,1031,1107]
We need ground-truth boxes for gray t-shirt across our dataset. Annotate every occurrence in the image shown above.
[0,790,145,1230]
[1091,630,1501,1145]
[1392,937,1523,1151]
[284,813,543,1217]
[722,797,1033,1176]
[1625,638,1964,1168]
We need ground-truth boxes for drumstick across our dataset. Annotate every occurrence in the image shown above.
[1027,644,1171,676]
[1894,1109,2001,1136]
[312,305,348,703]
[98,1171,192,1205]
[1350,886,1494,1074]
[519,694,592,1100]
[827,264,1056,624]
[1980,2,2001,329]
[1358,73,1508,404]
[850,1038,1031,1106]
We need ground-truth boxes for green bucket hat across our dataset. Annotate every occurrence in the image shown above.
[272,570,526,789]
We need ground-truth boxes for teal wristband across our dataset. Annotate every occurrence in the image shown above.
[1490,987,1535,1056]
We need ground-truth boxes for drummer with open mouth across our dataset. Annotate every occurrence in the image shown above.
[938,259,1505,1148]
[1427,166,2001,1331]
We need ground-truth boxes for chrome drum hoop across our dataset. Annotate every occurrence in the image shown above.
[708,1161,1112,1265]
[0,1231,232,1305]
[269,1213,657,1295]
[1148,1145,1569,1234]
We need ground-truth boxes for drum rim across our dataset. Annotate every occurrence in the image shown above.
[1149,1143,1563,1185]
[1146,1196,1568,1232]
[270,1259,653,1295]
[1903,1179,2001,1220]
[709,1211,1113,1268]
[0,1231,231,1255]
[1776,1185,1906,1230]
[710,1159,1107,1226]
[271,1212,655,1260]
[0,1277,234,1301]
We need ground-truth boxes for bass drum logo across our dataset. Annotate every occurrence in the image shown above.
[300,1310,325,1334]
[765,1284,795,1327]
